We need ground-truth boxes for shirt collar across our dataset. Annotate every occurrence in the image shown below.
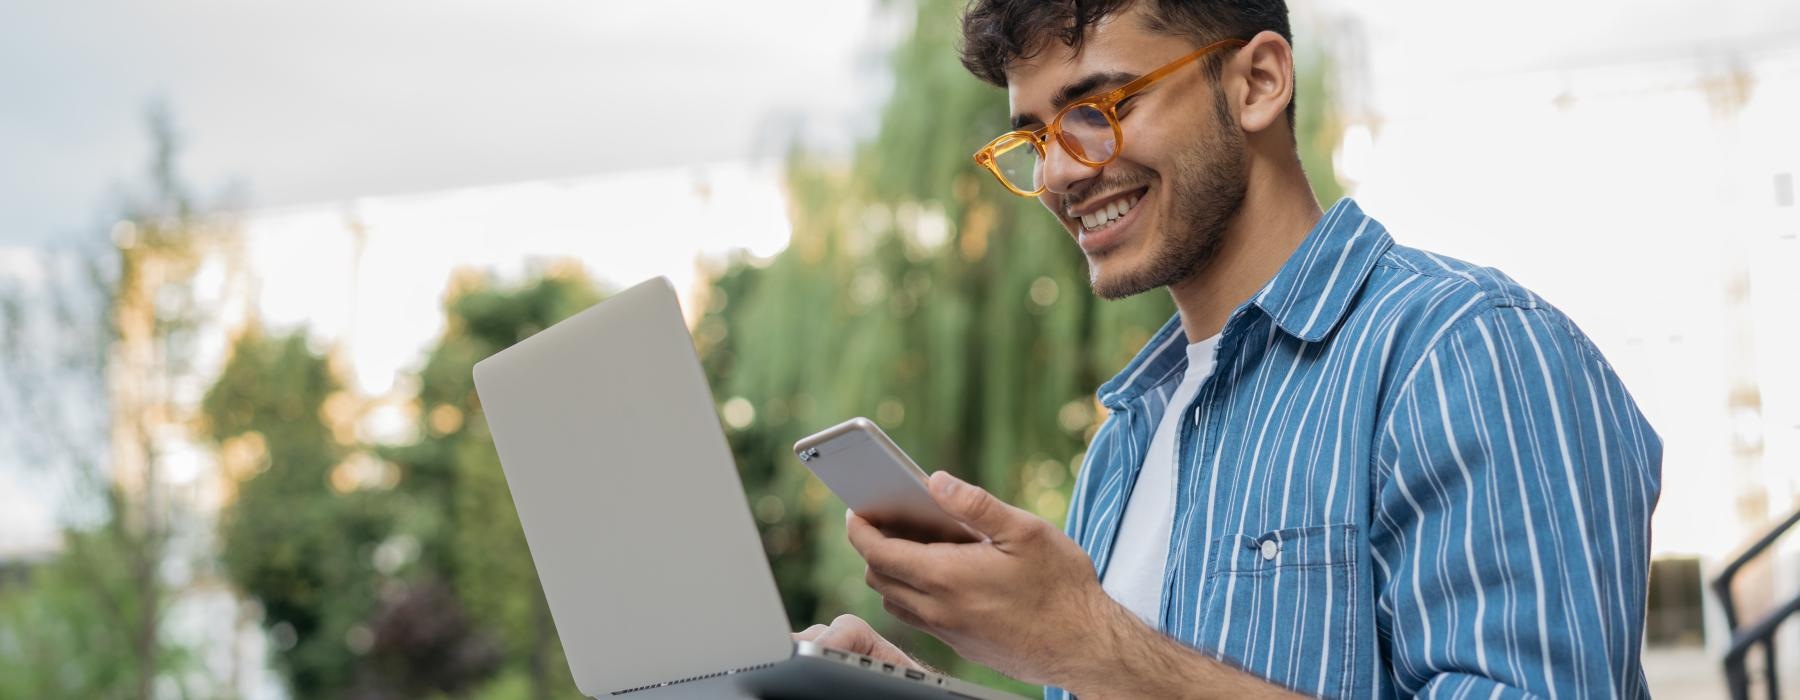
[1252,197,1390,343]
[1096,198,1389,409]
[1097,313,1190,410]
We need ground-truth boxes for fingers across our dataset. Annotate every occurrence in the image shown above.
[864,564,933,610]
[927,471,1032,543]
[867,565,950,629]
[882,597,929,632]
[816,613,880,657]
[810,613,925,671]
[866,565,957,636]
[792,623,830,642]
[845,510,936,587]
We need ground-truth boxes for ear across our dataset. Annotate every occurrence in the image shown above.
[1228,30,1296,136]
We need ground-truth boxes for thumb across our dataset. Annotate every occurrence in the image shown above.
[928,471,1023,541]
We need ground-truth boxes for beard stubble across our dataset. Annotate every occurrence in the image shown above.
[1089,94,1248,300]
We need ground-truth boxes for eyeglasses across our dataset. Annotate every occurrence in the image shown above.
[972,38,1247,197]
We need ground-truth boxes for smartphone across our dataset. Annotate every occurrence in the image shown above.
[793,417,980,543]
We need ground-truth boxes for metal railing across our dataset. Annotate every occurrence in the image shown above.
[1713,507,1800,700]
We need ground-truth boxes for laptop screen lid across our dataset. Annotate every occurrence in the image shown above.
[472,276,792,696]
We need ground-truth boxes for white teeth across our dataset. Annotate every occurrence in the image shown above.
[1079,193,1143,231]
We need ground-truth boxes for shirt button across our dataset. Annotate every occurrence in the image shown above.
[1260,539,1279,561]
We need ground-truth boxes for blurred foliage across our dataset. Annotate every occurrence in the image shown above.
[699,0,1344,693]
[0,489,193,699]
[1294,41,1345,206]
[0,105,215,700]
[205,271,599,699]
[207,329,503,699]
[378,268,601,700]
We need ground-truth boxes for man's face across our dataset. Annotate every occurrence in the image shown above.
[1005,7,1247,299]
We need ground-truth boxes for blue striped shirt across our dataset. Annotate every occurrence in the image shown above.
[1054,198,1662,699]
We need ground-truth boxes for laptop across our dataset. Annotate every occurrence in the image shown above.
[472,276,1027,700]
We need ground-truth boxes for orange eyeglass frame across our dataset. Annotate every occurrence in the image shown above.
[972,38,1248,197]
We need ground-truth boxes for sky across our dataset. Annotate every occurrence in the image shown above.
[5,0,1798,246]
[236,161,792,398]
[0,0,886,246]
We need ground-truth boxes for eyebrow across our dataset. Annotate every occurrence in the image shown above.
[1011,70,1139,131]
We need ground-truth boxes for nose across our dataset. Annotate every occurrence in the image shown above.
[1038,136,1101,199]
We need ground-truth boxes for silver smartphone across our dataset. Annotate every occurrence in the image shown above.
[794,417,980,543]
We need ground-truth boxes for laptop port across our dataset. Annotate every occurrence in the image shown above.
[882,663,895,673]
[858,657,872,668]
[905,669,926,681]
[822,649,847,661]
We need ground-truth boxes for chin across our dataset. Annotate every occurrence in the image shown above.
[1085,250,1160,300]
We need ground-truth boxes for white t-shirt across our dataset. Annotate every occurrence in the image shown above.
[1100,333,1221,627]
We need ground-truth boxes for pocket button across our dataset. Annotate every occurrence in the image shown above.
[1259,539,1278,561]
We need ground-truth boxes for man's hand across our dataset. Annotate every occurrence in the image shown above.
[843,471,1307,699]
[846,471,1119,685]
[791,614,924,671]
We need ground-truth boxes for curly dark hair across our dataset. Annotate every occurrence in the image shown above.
[958,0,1295,124]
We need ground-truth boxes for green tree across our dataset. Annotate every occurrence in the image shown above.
[380,267,602,700]
[203,263,600,700]
[0,105,219,700]
[0,492,193,699]
[701,1,1346,693]
[207,326,507,700]
[208,329,371,695]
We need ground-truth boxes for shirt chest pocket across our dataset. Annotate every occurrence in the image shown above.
[1198,524,1360,698]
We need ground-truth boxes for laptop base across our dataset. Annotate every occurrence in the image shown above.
[613,648,1008,699]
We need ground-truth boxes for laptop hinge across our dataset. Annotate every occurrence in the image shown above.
[609,661,779,695]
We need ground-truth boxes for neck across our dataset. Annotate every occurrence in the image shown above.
[1166,152,1323,342]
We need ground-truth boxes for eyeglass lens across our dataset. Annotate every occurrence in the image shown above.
[991,104,1118,193]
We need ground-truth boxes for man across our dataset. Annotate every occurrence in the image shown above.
[795,1,1662,697]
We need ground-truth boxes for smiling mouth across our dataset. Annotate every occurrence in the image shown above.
[1069,186,1148,231]
[1071,186,1150,256]
[1078,191,1143,232]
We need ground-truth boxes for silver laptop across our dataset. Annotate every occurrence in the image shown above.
[472,276,1026,700]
